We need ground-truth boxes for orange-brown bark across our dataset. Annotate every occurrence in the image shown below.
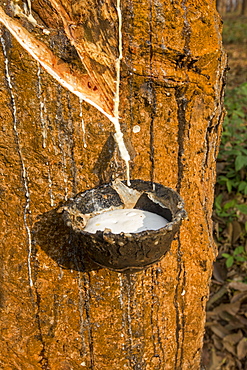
[0,0,226,369]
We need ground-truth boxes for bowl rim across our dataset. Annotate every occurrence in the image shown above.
[60,179,187,238]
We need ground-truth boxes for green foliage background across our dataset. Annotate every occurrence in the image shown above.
[215,17,247,268]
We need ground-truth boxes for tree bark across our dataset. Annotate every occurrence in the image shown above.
[0,0,226,369]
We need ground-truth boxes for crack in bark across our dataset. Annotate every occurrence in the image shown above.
[31,230,51,370]
[119,273,146,369]
[174,234,186,370]
[175,87,188,194]
[175,0,192,195]
[125,274,136,369]
[83,273,95,369]
[148,0,155,184]
[174,7,191,366]
[118,274,130,368]
[150,267,165,368]
[148,81,156,184]
[150,272,161,369]
[126,0,135,161]
[66,92,78,196]
[35,287,50,370]
[77,272,87,356]
[47,294,59,339]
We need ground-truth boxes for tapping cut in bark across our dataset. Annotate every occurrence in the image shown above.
[0,2,131,183]
[0,6,113,118]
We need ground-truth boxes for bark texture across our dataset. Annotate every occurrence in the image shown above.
[0,0,226,369]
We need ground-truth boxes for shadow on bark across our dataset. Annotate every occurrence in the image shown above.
[93,133,116,184]
[32,208,101,272]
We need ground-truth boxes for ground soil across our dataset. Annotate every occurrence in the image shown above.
[225,44,247,89]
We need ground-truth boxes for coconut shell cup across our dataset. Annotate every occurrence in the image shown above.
[59,179,186,273]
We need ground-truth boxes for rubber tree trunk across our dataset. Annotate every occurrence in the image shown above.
[0,1,226,369]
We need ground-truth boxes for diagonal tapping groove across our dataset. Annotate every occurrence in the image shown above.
[0,1,131,183]
[49,0,116,112]
[0,5,113,118]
